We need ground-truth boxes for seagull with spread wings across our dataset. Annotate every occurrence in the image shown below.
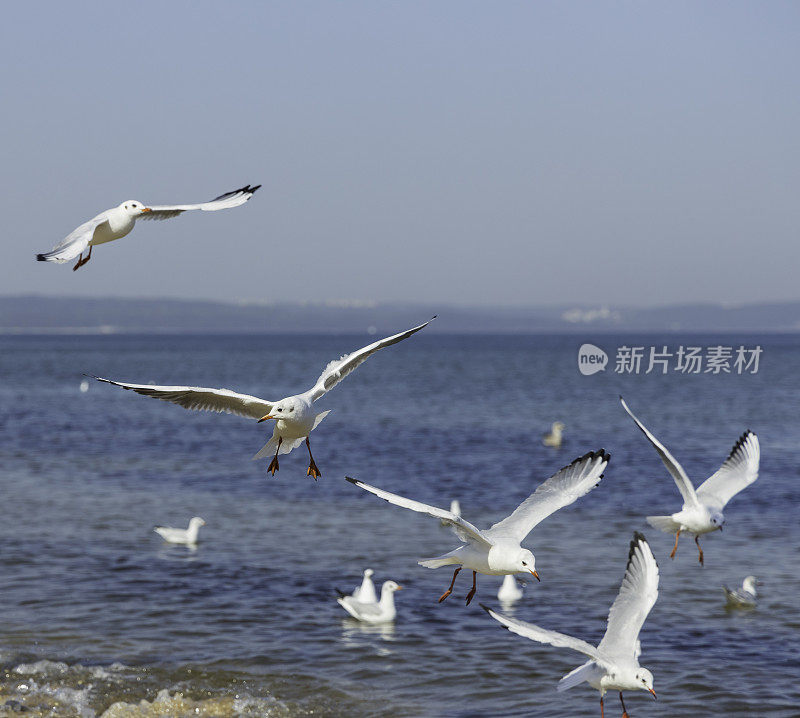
[91,318,433,479]
[620,396,760,566]
[346,449,608,605]
[482,532,659,718]
[36,185,260,270]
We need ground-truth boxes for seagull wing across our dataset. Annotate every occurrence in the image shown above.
[91,376,274,420]
[620,396,699,507]
[597,532,659,662]
[140,184,260,221]
[308,318,434,401]
[37,214,109,263]
[696,431,759,511]
[482,605,603,662]
[345,477,491,547]
[485,450,609,543]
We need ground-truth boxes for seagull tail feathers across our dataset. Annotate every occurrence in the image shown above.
[418,553,460,569]
[646,515,680,534]
[557,661,595,692]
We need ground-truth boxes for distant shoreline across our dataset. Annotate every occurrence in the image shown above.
[2,295,800,334]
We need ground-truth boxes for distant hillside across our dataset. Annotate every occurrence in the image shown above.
[2,295,800,333]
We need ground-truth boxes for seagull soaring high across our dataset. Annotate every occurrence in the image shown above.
[92,318,433,479]
[36,185,260,270]
[620,397,759,566]
[482,532,659,718]
[346,449,608,605]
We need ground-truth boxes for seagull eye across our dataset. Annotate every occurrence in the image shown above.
[278,408,283,412]
[521,561,527,566]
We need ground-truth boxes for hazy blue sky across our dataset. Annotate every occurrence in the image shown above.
[2,2,799,307]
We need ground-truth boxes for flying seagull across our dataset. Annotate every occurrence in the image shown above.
[91,318,434,479]
[36,185,260,270]
[482,532,659,718]
[346,449,608,605]
[620,396,759,566]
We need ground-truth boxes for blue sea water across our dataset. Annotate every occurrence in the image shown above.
[0,332,799,716]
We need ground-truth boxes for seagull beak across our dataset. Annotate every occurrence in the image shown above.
[257,414,274,423]
[718,525,723,532]
[395,585,403,590]
[648,688,657,700]
[530,570,540,581]
[140,207,152,213]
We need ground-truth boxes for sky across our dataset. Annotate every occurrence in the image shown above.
[2,1,799,308]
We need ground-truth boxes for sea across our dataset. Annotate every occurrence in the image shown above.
[1,332,798,717]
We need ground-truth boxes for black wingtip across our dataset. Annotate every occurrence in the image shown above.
[36,253,46,261]
[334,588,346,598]
[478,602,493,615]
[250,184,262,193]
[345,476,358,485]
[628,531,648,565]
[568,448,611,468]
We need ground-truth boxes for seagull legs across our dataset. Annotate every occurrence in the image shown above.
[305,437,321,480]
[465,571,478,605]
[600,696,604,718]
[267,437,282,476]
[72,246,92,271]
[619,692,629,718]
[438,567,461,603]
[695,535,704,566]
[670,530,680,559]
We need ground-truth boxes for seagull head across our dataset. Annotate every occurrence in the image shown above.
[120,200,152,216]
[382,581,403,594]
[710,511,725,531]
[189,517,206,528]
[515,549,540,581]
[364,568,374,578]
[258,398,300,423]
[635,669,656,699]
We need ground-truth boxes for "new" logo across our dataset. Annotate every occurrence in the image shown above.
[577,343,608,375]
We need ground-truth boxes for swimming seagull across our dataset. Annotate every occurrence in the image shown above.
[497,574,524,602]
[337,580,403,624]
[346,449,608,605]
[620,396,760,566]
[36,185,260,271]
[723,575,760,608]
[91,318,433,479]
[154,517,205,546]
[543,421,565,448]
[350,569,378,604]
[482,532,658,718]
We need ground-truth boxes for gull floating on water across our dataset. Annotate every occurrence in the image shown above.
[91,318,433,479]
[620,396,760,566]
[350,569,378,604]
[441,499,461,527]
[497,574,524,603]
[346,449,608,605]
[724,576,761,608]
[337,580,402,624]
[543,421,565,448]
[482,532,659,718]
[36,185,259,271]
[154,517,205,546]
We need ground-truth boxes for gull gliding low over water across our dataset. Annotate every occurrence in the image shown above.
[346,449,608,605]
[92,318,433,479]
[36,185,260,270]
[154,517,205,546]
[482,532,659,718]
[620,396,760,566]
